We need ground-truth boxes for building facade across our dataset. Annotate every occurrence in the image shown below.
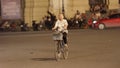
[0,0,120,26]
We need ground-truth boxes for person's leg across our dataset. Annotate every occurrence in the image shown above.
[63,32,68,47]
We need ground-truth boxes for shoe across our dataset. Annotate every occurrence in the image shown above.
[64,44,68,47]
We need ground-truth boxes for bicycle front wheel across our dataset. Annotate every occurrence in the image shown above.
[63,46,69,60]
[55,41,62,61]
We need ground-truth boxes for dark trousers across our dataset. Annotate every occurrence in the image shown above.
[63,32,68,44]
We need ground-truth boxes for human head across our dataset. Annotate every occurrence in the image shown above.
[58,13,64,21]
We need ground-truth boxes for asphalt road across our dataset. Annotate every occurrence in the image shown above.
[0,29,120,68]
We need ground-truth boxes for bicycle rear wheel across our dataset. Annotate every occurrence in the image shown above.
[63,46,69,60]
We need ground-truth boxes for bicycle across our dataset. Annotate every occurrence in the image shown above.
[53,30,68,61]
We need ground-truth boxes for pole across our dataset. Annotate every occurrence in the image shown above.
[62,0,66,18]
[62,0,65,14]
[32,0,34,21]
[21,0,25,21]
[0,0,1,16]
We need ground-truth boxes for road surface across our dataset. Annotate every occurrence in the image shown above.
[0,29,120,68]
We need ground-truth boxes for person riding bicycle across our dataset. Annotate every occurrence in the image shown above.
[52,13,68,47]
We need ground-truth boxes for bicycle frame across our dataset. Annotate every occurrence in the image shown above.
[53,30,68,61]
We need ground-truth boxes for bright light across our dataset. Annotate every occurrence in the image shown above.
[93,21,97,24]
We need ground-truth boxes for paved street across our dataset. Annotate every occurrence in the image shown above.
[0,29,120,68]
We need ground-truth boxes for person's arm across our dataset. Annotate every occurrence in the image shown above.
[52,21,58,30]
[64,20,68,30]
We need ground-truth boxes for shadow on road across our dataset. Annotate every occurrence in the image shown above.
[31,58,56,61]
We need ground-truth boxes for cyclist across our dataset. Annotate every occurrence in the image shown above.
[52,13,68,48]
